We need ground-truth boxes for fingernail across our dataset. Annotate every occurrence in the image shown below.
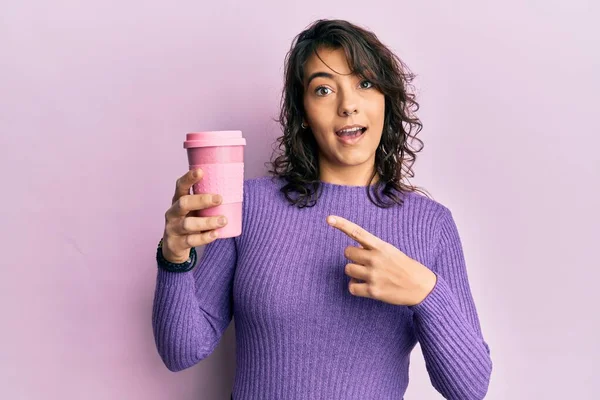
[328,216,337,225]
[210,231,218,238]
[192,169,198,178]
[218,217,227,226]
[212,195,221,204]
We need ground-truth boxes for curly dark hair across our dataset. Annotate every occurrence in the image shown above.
[265,19,430,208]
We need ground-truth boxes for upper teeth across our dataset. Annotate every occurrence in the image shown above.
[338,127,362,134]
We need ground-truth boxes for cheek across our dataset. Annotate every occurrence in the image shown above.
[370,96,386,120]
[306,107,334,132]
[304,103,319,126]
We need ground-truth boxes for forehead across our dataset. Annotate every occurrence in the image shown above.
[304,47,352,77]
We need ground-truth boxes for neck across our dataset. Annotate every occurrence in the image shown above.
[318,162,379,187]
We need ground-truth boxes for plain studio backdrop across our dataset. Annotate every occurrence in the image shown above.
[1,1,598,399]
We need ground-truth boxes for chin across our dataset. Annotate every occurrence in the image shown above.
[336,152,375,166]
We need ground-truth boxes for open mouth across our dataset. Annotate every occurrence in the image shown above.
[335,126,367,138]
[335,125,367,145]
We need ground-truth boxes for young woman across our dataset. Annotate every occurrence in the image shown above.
[154,19,493,400]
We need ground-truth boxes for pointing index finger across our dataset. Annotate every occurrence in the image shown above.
[327,215,379,250]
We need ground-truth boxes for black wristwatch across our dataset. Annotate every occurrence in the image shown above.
[156,238,197,273]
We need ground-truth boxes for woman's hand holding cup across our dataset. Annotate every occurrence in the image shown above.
[161,168,228,263]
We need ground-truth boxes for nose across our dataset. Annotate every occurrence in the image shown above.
[337,89,359,117]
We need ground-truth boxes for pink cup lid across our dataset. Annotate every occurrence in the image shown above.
[184,130,246,148]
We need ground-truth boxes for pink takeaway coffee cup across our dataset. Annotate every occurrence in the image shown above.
[184,131,246,238]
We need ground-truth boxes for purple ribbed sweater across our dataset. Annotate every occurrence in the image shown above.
[152,176,492,399]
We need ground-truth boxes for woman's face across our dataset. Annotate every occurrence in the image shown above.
[302,46,385,181]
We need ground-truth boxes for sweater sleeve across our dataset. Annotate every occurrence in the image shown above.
[408,209,493,399]
[151,236,237,372]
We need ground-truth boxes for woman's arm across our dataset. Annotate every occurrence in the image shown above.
[409,209,493,400]
[152,236,237,372]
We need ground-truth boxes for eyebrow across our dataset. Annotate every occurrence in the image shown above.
[305,71,334,87]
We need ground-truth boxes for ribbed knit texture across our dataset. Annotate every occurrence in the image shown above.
[152,176,492,400]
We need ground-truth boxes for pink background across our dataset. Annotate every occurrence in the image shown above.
[1,1,598,399]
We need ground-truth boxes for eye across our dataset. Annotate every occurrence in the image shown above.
[315,86,332,96]
[360,80,374,89]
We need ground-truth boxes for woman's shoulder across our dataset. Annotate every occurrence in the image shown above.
[400,189,452,222]
[243,175,283,194]
[241,175,287,205]
[243,175,279,187]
